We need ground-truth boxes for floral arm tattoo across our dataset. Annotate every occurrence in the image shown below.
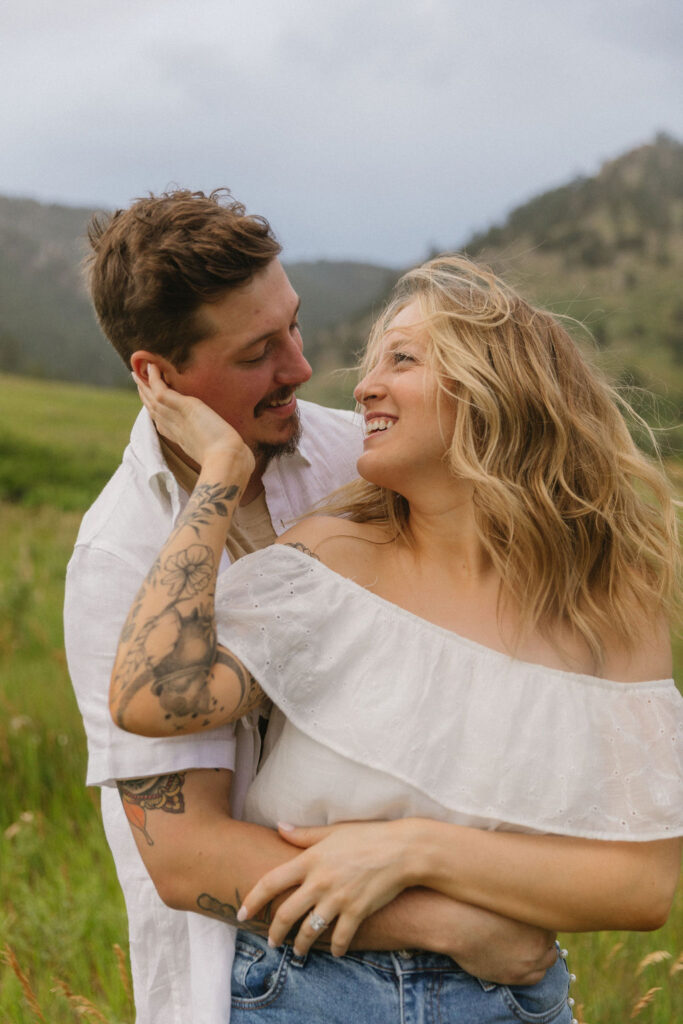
[110,479,266,733]
[118,772,298,940]
[118,773,186,846]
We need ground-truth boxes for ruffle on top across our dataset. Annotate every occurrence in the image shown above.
[215,545,683,841]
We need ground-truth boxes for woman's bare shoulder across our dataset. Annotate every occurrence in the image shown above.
[276,516,392,576]
[601,612,673,683]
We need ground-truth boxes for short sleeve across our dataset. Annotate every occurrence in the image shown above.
[66,544,237,786]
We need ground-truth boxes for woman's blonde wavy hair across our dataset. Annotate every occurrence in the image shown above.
[324,254,681,666]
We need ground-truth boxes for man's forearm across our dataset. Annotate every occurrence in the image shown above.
[138,806,443,952]
[163,819,559,983]
[119,769,556,984]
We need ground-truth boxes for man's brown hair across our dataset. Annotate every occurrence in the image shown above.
[86,189,282,368]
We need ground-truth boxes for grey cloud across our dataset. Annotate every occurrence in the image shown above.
[0,0,680,264]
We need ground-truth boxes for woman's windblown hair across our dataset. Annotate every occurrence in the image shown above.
[328,254,681,666]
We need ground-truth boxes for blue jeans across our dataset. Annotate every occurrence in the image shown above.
[231,931,573,1023]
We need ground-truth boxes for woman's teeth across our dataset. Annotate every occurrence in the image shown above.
[366,418,394,434]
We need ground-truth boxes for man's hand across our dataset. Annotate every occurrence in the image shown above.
[424,897,559,985]
[117,769,557,985]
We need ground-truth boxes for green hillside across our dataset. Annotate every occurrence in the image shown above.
[464,133,683,451]
[0,197,395,388]
[1,136,681,441]
[0,373,138,508]
[0,196,128,386]
[315,135,683,450]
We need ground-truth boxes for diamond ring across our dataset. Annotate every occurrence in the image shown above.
[308,911,327,932]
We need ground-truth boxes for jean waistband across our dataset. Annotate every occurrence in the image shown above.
[236,931,463,975]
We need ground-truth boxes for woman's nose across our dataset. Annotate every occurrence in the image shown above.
[354,369,384,404]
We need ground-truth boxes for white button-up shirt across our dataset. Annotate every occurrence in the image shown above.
[64,400,362,1024]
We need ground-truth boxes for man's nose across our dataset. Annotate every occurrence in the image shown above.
[275,339,312,385]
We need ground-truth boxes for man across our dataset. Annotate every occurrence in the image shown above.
[64,189,557,1024]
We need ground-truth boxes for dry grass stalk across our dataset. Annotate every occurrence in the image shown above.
[1,944,47,1022]
[635,949,672,976]
[52,979,110,1022]
[604,940,624,966]
[113,943,132,1001]
[629,986,662,1019]
[669,950,683,977]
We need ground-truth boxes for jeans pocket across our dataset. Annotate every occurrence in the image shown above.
[231,933,291,1007]
[498,955,571,1023]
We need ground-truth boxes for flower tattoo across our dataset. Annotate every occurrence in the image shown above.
[161,545,214,598]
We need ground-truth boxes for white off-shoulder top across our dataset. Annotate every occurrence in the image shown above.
[214,545,683,841]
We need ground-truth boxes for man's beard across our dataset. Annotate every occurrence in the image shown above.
[254,409,302,469]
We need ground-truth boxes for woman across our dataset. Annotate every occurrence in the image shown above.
[111,255,682,1023]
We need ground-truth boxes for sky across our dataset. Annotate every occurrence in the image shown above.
[1,0,681,267]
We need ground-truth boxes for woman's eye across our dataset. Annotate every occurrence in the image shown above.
[392,351,415,365]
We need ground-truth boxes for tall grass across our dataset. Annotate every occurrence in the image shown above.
[0,505,133,1022]
[0,374,681,1022]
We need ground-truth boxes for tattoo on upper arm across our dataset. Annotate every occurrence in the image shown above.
[111,480,255,730]
[285,542,320,561]
[118,773,186,846]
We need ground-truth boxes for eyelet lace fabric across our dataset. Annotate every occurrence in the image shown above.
[215,545,683,840]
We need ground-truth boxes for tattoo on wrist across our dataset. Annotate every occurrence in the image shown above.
[118,773,186,846]
[197,890,273,936]
[180,482,241,538]
[196,890,330,949]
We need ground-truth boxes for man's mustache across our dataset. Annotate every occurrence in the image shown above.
[254,387,296,417]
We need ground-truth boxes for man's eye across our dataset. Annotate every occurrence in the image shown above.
[242,341,272,364]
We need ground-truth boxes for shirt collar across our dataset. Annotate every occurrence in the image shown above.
[129,409,183,506]
[293,428,313,467]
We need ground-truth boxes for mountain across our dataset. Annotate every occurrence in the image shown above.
[0,197,128,386]
[0,197,396,388]
[467,133,683,451]
[1,135,681,448]
[313,134,683,445]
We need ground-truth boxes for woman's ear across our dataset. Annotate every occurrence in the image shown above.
[130,351,171,385]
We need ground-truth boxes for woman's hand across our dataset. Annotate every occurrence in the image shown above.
[134,364,255,475]
[237,820,419,957]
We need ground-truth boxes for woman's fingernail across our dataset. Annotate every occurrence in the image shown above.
[278,821,295,832]
[267,937,276,949]
[236,906,247,922]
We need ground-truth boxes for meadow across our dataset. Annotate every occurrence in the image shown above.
[0,373,681,1023]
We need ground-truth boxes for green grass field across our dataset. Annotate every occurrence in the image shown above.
[0,373,681,1023]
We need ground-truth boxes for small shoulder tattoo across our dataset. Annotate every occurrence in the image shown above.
[285,542,320,561]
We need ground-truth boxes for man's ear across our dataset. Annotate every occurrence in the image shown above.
[130,350,173,385]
